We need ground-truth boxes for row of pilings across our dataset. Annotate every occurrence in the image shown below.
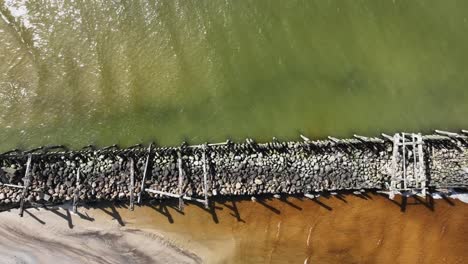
[0,132,467,212]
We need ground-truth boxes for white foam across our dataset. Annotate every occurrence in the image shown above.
[450,193,468,203]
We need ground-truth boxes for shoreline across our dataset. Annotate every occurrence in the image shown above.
[0,194,466,263]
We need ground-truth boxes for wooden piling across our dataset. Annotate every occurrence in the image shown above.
[129,158,135,211]
[137,143,152,204]
[417,133,426,196]
[72,168,80,213]
[19,154,32,217]
[202,144,209,209]
[177,151,184,211]
[402,133,407,190]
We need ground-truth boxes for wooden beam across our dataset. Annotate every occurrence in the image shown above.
[177,151,184,211]
[129,158,135,211]
[417,134,426,196]
[72,168,80,213]
[144,189,206,203]
[0,183,25,189]
[137,143,152,204]
[354,134,385,143]
[19,154,32,217]
[202,145,209,209]
[435,130,466,138]
[381,133,394,141]
[402,133,407,190]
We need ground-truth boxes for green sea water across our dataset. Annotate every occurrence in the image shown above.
[1,0,468,151]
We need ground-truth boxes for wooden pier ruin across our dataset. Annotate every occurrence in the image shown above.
[0,131,467,216]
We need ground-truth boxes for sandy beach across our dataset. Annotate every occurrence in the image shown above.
[0,203,201,264]
[0,194,467,264]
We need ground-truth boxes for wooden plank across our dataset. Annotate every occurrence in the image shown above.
[19,154,32,217]
[435,130,466,138]
[137,143,152,204]
[72,168,80,213]
[145,189,206,203]
[177,151,184,211]
[0,183,25,189]
[129,158,135,211]
[354,135,384,143]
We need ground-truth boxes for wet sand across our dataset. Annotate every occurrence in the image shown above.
[0,194,467,263]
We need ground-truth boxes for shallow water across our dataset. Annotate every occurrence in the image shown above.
[99,194,468,263]
[1,195,465,264]
[1,1,468,151]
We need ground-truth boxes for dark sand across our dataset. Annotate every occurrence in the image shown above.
[0,194,467,263]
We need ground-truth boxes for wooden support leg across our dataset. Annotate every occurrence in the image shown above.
[138,143,152,204]
[129,158,135,211]
[19,154,32,217]
[72,168,80,213]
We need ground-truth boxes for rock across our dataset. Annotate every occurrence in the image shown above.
[254,178,263,185]
[235,182,242,189]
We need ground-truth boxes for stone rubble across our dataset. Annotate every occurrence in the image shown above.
[0,137,466,207]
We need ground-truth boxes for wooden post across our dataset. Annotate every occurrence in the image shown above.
[390,133,400,199]
[137,143,152,204]
[402,133,407,190]
[72,168,80,213]
[417,134,426,196]
[412,134,417,190]
[177,151,184,211]
[129,158,135,211]
[19,154,32,217]
[202,145,209,209]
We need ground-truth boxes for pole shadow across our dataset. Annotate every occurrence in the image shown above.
[221,200,245,223]
[148,202,174,224]
[99,204,125,226]
[256,199,281,214]
[24,209,46,225]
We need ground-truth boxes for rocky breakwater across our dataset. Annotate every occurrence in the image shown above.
[0,134,467,209]
[426,137,468,188]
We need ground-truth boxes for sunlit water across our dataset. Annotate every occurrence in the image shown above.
[2,2,468,263]
[1,0,468,151]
